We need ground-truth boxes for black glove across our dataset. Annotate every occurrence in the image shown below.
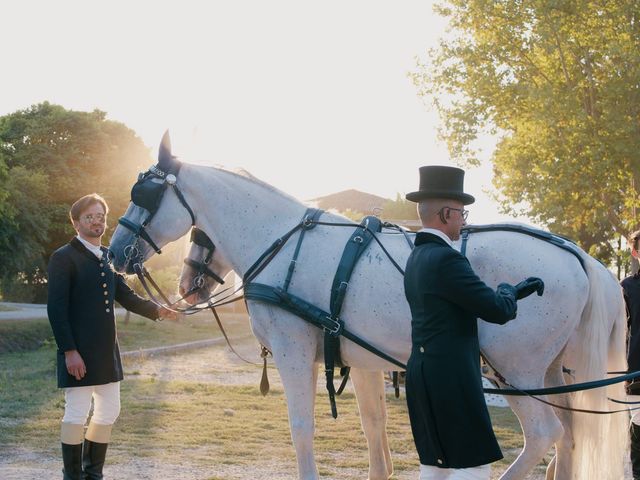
[514,277,544,300]
[497,283,517,299]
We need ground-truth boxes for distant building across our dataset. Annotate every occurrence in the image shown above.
[307,189,421,231]
[308,189,388,215]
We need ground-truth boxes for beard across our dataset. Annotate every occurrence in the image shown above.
[83,225,105,238]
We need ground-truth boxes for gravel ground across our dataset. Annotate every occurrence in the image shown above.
[1,339,548,480]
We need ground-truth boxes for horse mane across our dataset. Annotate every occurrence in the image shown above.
[188,163,308,205]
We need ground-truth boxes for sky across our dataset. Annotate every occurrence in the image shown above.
[1,0,520,224]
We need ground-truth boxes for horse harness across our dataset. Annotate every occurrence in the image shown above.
[120,161,640,416]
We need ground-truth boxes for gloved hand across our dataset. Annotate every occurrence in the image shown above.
[514,277,544,300]
[496,283,517,299]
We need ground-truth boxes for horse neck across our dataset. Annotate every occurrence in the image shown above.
[182,165,308,276]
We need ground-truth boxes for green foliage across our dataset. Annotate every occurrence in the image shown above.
[413,1,640,263]
[382,194,419,221]
[339,208,366,221]
[0,102,152,300]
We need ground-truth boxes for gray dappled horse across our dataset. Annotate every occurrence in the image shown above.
[110,136,627,479]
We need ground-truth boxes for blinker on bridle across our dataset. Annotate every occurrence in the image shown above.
[118,163,196,270]
[184,227,226,289]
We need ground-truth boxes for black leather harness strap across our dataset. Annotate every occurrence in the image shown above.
[244,283,407,371]
[460,223,585,270]
[283,209,323,291]
[324,216,383,417]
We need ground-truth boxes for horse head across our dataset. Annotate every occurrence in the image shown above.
[109,131,195,274]
[179,227,233,305]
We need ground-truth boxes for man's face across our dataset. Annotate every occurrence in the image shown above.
[73,203,107,240]
[442,200,467,241]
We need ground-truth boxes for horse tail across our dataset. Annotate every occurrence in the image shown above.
[568,255,628,479]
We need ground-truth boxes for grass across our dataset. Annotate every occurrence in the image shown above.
[0,312,546,479]
[0,308,248,354]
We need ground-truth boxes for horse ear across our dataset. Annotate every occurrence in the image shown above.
[158,130,172,169]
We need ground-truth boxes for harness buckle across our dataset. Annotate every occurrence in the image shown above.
[302,216,314,228]
[324,316,343,336]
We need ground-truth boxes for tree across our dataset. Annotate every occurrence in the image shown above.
[412,1,640,263]
[0,102,152,301]
[382,194,419,221]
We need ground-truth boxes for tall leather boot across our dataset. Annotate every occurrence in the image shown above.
[631,422,640,480]
[62,443,83,480]
[61,422,84,480]
[82,422,112,480]
[82,439,108,479]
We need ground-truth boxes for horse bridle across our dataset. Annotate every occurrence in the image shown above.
[119,164,196,271]
[118,163,231,312]
[184,227,226,289]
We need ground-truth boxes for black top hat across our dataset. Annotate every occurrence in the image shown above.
[405,165,475,205]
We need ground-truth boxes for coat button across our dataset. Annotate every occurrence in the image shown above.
[106,308,110,313]
[101,272,105,277]
[419,346,424,353]
[102,283,107,288]
[105,300,109,304]
[99,263,104,267]
[437,459,443,465]
[103,291,108,296]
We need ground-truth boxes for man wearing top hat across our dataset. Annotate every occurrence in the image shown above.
[403,166,544,479]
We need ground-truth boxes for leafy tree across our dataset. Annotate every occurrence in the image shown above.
[339,209,366,222]
[412,1,640,263]
[382,194,419,221]
[0,102,152,301]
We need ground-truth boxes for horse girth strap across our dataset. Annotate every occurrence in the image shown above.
[325,215,383,417]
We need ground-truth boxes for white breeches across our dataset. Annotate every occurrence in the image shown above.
[62,381,121,425]
[419,463,491,480]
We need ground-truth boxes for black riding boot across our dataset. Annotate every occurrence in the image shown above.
[61,443,83,480]
[82,439,108,479]
[631,422,640,479]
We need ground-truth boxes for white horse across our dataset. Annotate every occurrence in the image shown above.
[109,148,628,480]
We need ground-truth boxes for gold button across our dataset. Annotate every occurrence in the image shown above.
[105,300,109,304]
[103,291,108,296]
[106,308,110,313]
[419,346,425,353]
[101,272,105,277]
[102,283,107,288]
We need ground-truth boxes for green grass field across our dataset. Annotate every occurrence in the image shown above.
[0,311,548,479]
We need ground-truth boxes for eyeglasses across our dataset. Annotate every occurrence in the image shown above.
[448,207,469,221]
[81,213,106,223]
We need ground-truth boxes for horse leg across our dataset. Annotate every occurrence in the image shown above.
[273,351,320,480]
[543,351,573,480]
[350,368,393,480]
[499,397,563,480]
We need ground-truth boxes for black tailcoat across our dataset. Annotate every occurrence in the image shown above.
[403,232,517,468]
[622,273,640,393]
[47,237,158,388]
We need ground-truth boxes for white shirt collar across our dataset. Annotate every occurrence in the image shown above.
[76,235,103,259]
[418,228,453,247]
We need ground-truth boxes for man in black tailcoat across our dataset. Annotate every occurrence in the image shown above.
[622,229,640,479]
[403,166,544,480]
[48,193,176,480]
